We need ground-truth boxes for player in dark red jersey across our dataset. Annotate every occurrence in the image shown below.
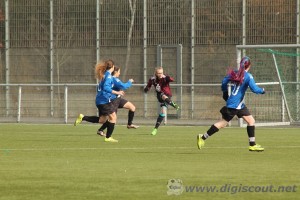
[144,66,180,135]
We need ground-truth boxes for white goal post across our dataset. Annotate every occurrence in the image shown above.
[236,44,300,127]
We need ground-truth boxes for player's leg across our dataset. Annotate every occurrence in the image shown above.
[151,104,167,135]
[104,112,118,142]
[122,100,139,129]
[197,106,233,149]
[240,108,264,152]
[97,120,108,136]
[74,114,100,126]
[161,94,180,110]
[103,100,118,142]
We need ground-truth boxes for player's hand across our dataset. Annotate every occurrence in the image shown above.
[223,91,229,101]
[129,79,134,83]
[262,88,265,94]
[117,90,125,96]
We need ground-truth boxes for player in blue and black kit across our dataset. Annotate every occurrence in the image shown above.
[197,56,265,152]
[97,66,139,136]
[74,59,124,142]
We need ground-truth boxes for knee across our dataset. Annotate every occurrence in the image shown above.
[130,104,136,112]
[109,113,117,123]
[245,116,255,126]
[247,119,255,126]
[99,116,106,124]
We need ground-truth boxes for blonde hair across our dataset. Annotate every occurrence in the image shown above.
[94,59,115,81]
[95,61,107,81]
[154,66,163,76]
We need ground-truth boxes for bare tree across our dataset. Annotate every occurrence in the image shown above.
[122,0,137,79]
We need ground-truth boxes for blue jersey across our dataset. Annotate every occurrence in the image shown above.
[221,71,264,109]
[95,71,116,105]
[112,77,132,91]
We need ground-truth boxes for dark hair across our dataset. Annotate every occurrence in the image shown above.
[112,66,120,76]
[105,59,114,70]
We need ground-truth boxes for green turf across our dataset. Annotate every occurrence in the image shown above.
[0,124,299,200]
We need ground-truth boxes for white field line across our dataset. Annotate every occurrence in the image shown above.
[1,146,300,151]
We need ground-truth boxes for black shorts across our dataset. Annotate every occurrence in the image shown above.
[112,97,128,109]
[156,92,172,105]
[220,106,251,122]
[97,101,117,116]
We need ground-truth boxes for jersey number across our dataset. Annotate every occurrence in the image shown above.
[231,84,240,96]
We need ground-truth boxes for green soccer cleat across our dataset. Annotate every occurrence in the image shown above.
[249,144,264,152]
[104,137,118,143]
[171,102,180,110]
[151,128,158,136]
[197,134,205,150]
[74,114,84,126]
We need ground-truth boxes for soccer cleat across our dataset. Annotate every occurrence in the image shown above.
[249,144,264,152]
[97,130,106,137]
[171,103,180,110]
[104,137,118,143]
[197,134,205,150]
[74,114,84,126]
[127,124,139,129]
[151,128,158,136]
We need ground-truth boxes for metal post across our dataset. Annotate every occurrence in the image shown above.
[17,85,22,123]
[64,85,68,124]
[96,0,100,62]
[5,0,10,116]
[177,44,182,119]
[272,53,292,121]
[50,0,54,117]
[296,0,300,120]
[191,0,195,119]
[238,0,247,127]
[143,0,147,118]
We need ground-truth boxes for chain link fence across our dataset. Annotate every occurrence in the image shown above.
[0,0,299,124]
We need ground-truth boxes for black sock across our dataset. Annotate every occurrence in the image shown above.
[165,97,171,104]
[128,111,134,126]
[247,126,256,146]
[106,122,115,138]
[99,120,109,131]
[164,98,176,108]
[83,116,99,123]
[201,125,219,140]
[155,115,164,129]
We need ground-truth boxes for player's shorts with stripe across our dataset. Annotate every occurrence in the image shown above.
[97,101,117,116]
[220,106,251,122]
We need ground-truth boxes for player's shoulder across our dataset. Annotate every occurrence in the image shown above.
[245,71,254,79]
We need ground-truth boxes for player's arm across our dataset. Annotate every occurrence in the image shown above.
[113,77,132,90]
[165,75,174,83]
[221,75,230,101]
[248,75,265,94]
[144,78,153,93]
[103,76,124,96]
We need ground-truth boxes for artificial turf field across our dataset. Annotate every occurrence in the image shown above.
[0,124,299,200]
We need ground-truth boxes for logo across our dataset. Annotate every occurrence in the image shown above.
[167,179,184,196]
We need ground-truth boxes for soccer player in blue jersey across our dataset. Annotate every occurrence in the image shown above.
[97,66,139,136]
[74,64,138,138]
[197,56,265,152]
[74,59,124,142]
